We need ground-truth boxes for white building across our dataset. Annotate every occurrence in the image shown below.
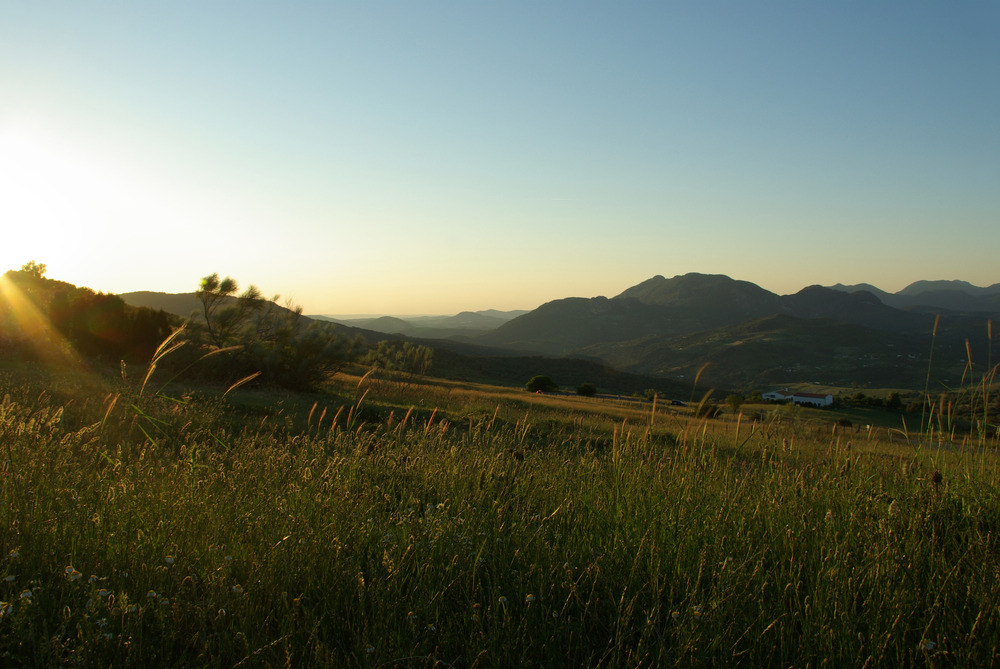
[762,390,833,407]
[791,392,833,407]
[762,391,790,401]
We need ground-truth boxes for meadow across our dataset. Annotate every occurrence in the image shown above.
[1,358,999,667]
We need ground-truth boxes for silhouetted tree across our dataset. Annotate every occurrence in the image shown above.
[885,391,902,411]
[188,272,364,390]
[21,260,46,278]
[526,375,558,393]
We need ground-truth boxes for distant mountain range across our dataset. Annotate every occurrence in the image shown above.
[121,275,1000,392]
[828,279,1000,312]
[461,274,998,390]
[312,310,528,339]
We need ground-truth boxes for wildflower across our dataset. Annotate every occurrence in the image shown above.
[103,632,113,640]
[231,584,244,594]
[408,611,418,621]
[366,646,375,654]
[125,604,138,614]
[165,555,175,565]
[88,575,99,584]
[224,555,233,563]
[498,596,507,605]
[525,594,536,603]
[921,640,937,652]
[4,575,15,583]
[0,601,11,617]
[426,624,436,631]
[552,611,559,618]
[8,550,18,559]
[18,589,31,601]
[692,605,703,619]
[671,611,680,620]
[97,589,110,598]
[65,566,82,581]
[146,590,157,599]
[96,617,108,628]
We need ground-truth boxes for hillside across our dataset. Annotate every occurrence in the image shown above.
[315,309,526,338]
[472,273,994,391]
[120,273,1000,393]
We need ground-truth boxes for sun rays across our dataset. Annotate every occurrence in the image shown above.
[0,270,88,370]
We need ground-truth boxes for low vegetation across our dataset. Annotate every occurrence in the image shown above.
[2,266,999,666]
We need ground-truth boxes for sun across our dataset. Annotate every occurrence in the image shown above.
[0,125,116,275]
[0,123,187,288]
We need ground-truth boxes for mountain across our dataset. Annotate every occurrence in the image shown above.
[898,280,1000,297]
[780,285,927,332]
[119,291,204,319]
[359,316,414,334]
[580,314,936,389]
[121,275,998,392]
[827,280,1000,313]
[477,274,933,355]
[618,273,782,317]
[314,309,526,338]
[471,273,993,390]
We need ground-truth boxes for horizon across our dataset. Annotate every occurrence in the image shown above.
[25,269,999,321]
[2,3,998,314]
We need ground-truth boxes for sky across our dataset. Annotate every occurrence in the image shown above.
[1,2,998,316]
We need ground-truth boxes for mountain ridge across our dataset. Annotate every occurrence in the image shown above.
[119,273,999,391]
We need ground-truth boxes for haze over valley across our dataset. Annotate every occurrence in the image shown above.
[117,272,1000,394]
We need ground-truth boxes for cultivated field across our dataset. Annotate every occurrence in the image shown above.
[1,361,998,667]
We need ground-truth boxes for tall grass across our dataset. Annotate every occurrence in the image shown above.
[1,362,999,666]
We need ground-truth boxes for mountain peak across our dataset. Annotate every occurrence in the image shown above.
[615,273,778,312]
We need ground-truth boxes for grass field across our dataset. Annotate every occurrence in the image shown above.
[1,358,999,667]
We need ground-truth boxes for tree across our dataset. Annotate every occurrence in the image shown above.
[526,375,558,393]
[20,260,46,278]
[576,382,597,397]
[196,273,265,349]
[188,273,364,390]
[368,341,434,389]
[725,394,744,414]
[885,391,902,411]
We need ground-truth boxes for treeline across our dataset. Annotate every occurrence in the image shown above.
[1,263,438,393]
[1,262,173,362]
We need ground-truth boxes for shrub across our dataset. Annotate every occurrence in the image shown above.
[526,375,559,393]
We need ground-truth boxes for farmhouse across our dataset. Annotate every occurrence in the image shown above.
[792,392,834,407]
[762,390,834,407]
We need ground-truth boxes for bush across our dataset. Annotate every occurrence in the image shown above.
[576,382,597,397]
[526,375,559,393]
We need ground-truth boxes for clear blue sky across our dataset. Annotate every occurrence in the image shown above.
[2,2,997,314]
